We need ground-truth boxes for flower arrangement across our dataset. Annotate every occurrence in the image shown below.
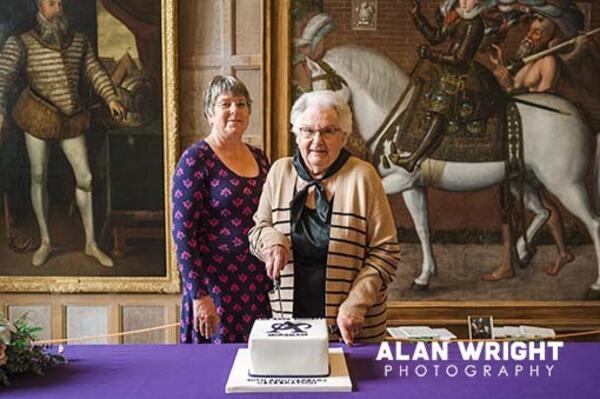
[0,313,65,386]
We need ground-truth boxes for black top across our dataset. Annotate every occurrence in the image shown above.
[291,205,331,318]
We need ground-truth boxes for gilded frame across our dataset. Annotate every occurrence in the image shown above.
[0,0,179,294]
[268,0,600,332]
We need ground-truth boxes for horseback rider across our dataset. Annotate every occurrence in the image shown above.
[391,0,504,172]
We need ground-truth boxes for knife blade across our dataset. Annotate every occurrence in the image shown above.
[274,277,283,318]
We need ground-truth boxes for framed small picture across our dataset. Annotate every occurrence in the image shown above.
[351,0,377,31]
[468,316,495,340]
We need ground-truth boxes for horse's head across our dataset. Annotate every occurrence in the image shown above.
[306,57,351,103]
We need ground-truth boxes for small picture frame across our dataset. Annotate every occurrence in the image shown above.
[468,316,495,340]
[351,0,377,31]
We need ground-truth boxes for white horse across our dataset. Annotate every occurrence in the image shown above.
[306,45,600,298]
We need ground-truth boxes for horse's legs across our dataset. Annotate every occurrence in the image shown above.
[402,187,437,288]
[511,181,550,263]
[546,182,600,291]
[483,181,549,281]
[379,166,421,194]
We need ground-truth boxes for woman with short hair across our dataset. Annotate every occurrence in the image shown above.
[249,90,400,345]
[172,75,271,343]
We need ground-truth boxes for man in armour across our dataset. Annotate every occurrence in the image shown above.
[0,0,125,267]
[390,0,504,172]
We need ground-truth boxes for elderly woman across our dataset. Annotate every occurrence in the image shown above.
[172,75,271,344]
[248,90,400,345]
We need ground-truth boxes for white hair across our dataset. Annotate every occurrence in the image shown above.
[290,90,352,135]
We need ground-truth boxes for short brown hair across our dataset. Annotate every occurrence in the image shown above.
[203,75,252,118]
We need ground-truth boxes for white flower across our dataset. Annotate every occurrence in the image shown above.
[0,325,11,345]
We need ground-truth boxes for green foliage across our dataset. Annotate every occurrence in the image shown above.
[0,313,65,386]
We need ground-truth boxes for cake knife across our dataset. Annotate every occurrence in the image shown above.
[274,277,284,318]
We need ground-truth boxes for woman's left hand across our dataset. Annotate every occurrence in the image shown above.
[336,311,364,346]
[192,296,220,339]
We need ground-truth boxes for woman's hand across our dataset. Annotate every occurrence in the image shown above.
[336,311,364,346]
[192,295,220,339]
[262,244,289,280]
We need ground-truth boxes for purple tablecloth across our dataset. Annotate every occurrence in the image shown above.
[2,343,599,398]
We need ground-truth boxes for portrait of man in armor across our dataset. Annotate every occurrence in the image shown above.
[0,0,125,268]
[0,0,168,289]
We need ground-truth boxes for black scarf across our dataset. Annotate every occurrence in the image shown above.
[290,148,351,226]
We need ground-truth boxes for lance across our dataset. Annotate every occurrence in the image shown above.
[507,95,570,115]
[507,27,600,71]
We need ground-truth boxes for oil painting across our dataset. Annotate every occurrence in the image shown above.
[0,0,178,293]
[290,0,600,302]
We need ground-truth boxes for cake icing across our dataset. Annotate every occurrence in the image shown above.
[248,318,329,377]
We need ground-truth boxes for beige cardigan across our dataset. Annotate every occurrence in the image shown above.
[248,156,400,342]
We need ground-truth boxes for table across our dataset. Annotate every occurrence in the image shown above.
[3,343,599,398]
[103,119,164,257]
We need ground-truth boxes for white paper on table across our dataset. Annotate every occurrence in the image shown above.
[397,326,438,339]
[519,325,556,338]
[494,326,521,338]
[432,328,457,340]
[387,327,409,339]
[493,327,507,338]
[503,326,522,338]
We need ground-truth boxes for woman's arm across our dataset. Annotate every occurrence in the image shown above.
[339,165,400,319]
[248,165,291,271]
[173,148,221,337]
[172,147,209,300]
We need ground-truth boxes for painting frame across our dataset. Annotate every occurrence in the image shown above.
[268,0,600,332]
[0,0,180,294]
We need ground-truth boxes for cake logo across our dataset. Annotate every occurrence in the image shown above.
[266,321,312,336]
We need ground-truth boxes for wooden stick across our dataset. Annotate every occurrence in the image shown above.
[508,27,600,71]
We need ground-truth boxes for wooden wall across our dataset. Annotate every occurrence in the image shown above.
[178,0,266,150]
[1,294,180,344]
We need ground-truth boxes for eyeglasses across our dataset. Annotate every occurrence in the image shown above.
[297,126,341,139]
[216,99,249,109]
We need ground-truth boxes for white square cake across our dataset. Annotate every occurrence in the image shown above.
[248,318,329,377]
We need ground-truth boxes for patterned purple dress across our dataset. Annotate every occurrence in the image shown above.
[172,140,272,343]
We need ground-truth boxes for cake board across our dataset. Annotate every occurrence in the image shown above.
[225,348,352,393]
